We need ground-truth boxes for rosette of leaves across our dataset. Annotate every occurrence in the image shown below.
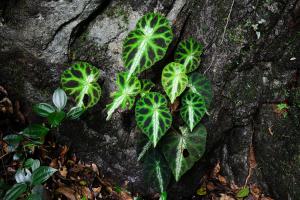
[188,72,213,108]
[162,125,207,181]
[174,38,203,73]
[135,92,172,147]
[33,88,84,127]
[4,158,57,200]
[122,13,173,80]
[180,91,206,131]
[61,62,101,108]
[106,72,141,120]
[161,62,188,103]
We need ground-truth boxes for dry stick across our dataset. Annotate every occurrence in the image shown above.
[220,0,235,45]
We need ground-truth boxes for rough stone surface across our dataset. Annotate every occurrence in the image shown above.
[0,0,299,199]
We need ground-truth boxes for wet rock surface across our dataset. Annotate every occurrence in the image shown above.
[0,0,299,199]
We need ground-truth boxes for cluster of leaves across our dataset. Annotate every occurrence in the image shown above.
[106,13,212,198]
[4,159,57,200]
[2,62,102,199]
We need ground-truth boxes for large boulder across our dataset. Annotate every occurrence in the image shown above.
[0,0,299,199]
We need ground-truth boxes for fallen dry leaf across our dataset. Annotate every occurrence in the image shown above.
[212,161,221,178]
[56,187,77,200]
[220,193,235,200]
[59,166,68,177]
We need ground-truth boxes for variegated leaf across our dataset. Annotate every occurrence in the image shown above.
[161,62,188,103]
[140,79,155,97]
[106,72,141,120]
[188,72,213,108]
[175,38,203,73]
[143,149,171,193]
[135,92,172,147]
[122,13,173,80]
[61,62,101,108]
[162,125,207,181]
[180,91,206,131]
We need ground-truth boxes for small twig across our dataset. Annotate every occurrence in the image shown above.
[220,0,235,44]
[0,152,9,160]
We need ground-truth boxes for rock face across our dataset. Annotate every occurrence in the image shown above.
[0,0,299,199]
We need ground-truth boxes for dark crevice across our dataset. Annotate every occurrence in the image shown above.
[68,0,112,61]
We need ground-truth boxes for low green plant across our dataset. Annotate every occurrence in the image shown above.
[106,13,212,198]
[3,158,57,200]
[2,61,102,199]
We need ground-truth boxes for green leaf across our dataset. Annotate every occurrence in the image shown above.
[47,111,65,127]
[106,72,141,120]
[162,62,188,103]
[3,134,23,152]
[140,79,155,97]
[22,124,49,140]
[188,73,212,108]
[137,133,153,162]
[24,159,40,172]
[4,183,27,200]
[61,61,101,108]
[15,168,32,183]
[162,125,207,181]
[180,91,206,131]
[26,193,42,200]
[122,13,173,80]
[67,106,84,120]
[135,92,172,147]
[159,192,167,200]
[33,103,55,117]
[175,38,203,73]
[236,187,250,198]
[52,88,67,111]
[143,150,171,193]
[31,166,57,186]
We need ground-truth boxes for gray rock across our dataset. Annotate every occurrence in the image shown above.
[0,0,299,199]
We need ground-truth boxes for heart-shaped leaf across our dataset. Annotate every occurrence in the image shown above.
[180,91,206,131]
[61,62,101,108]
[162,125,207,181]
[188,73,212,108]
[33,103,55,117]
[122,13,173,80]
[3,134,23,153]
[52,88,67,111]
[135,92,172,147]
[162,62,188,103]
[143,149,171,193]
[106,72,141,120]
[31,166,57,186]
[137,133,153,162]
[4,183,27,200]
[174,38,203,73]
[140,79,155,97]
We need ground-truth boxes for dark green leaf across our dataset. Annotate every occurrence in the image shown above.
[61,62,101,108]
[122,13,173,80]
[140,79,155,97]
[188,73,212,108]
[47,111,65,127]
[3,134,23,153]
[33,103,55,117]
[24,159,40,172]
[180,91,206,131]
[162,125,207,181]
[67,107,84,120]
[159,192,167,200]
[4,183,27,200]
[175,38,203,73]
[22,124,49,140]
[143,150,171,193]
[31,166,57,186]
[135,92,172,147]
